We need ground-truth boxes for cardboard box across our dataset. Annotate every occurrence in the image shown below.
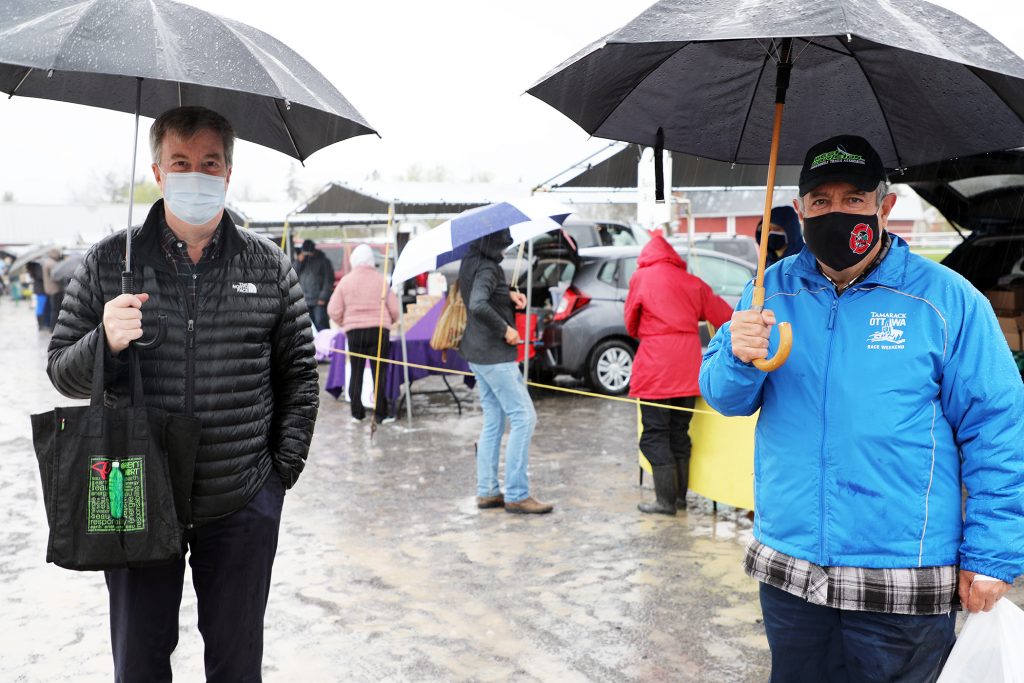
[998,315,1024,351]
[987,287,1024,313]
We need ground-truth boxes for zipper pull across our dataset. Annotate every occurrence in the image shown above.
[187,319,195,348]
[827,300,838,330]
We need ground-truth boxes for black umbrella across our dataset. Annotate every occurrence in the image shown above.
[528,0,1024,370]
[0,0,378,347]
[51,253,85,287]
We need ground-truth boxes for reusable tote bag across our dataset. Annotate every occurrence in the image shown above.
[31,335,200,571]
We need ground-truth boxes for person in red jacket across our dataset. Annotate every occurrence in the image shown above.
[625,235,733,515]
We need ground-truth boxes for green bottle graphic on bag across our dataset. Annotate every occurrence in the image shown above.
[108,461,124,519]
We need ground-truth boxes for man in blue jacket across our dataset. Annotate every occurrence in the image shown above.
[699,134,1024,683]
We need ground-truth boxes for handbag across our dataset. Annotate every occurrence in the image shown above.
[429,281,467,352]
[31,334,201,571]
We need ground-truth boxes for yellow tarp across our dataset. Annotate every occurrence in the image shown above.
[637,397,756,510]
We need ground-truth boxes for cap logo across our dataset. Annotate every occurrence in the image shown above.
[849,224,874,254]
[810,145,865,170]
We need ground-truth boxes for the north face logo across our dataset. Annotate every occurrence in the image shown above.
[232,282,257,294]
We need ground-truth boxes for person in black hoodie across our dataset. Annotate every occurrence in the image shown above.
[458,230,553,514]
[47,106,317,681]
[295,238,335,332]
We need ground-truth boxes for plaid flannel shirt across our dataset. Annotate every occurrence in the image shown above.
[159,217,223,314]
[745,539,958,615]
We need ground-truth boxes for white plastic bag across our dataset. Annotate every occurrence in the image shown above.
[938,598,1024,683]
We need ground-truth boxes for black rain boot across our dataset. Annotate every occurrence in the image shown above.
[675,458,690,510]
[638,466,678,516]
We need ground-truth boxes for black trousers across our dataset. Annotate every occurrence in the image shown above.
[639,396,696,468]
[347,326,390,420]
[105,474,285,683]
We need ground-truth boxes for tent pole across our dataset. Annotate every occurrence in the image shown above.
[394,201,413,424]
[523,237,533,381]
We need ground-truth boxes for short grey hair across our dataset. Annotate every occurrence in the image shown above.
[150,106,235,168]
[799,180,891,211]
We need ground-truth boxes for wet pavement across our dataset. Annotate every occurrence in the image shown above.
[1,299,1018,682]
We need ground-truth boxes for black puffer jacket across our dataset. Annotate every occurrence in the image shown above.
[47,201,319,525]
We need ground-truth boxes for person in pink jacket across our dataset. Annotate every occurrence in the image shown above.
[327,244,400,424]
[625,235,733,515]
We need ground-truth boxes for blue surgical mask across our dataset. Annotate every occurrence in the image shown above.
[162,171,227,226]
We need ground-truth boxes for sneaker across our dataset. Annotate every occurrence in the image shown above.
[504,496,554,514]
[476,494,505,509]
[378,415,397,425]
[351,416,365,424]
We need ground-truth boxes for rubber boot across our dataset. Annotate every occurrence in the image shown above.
[675,458,690,510]
[638,466,678,516]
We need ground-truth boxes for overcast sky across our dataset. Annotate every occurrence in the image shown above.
[0,0,1021,206]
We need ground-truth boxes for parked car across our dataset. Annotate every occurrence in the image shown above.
[900,151,1024,293]
[531,245,755,395]
[436,217,649,285]
[667,232,759,264]
[560,217,650,249]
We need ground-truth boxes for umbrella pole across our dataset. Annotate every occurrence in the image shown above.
[123,77,143,293]
[751,43,793,372]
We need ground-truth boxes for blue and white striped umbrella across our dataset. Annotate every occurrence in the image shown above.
[390,197,574,285]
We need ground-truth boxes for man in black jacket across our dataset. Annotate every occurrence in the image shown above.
[295,238,334,331]
[47,106,318,682]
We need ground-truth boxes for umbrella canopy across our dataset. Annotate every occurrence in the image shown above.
[527,0,1024,169]
[51,252,85,286]
[8,244,58,277]
[0,0,377,161]
[390,198,574,285]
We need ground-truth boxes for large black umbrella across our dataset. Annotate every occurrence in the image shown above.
[0,0,377,347]
[0,0,376,161]
[51,252,85,287]
[528,0,1024,370]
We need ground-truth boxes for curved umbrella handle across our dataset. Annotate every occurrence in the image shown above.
[133,314,166,351]
[750,284,791,373]
[121,270,166,351]
[753,321,792,372]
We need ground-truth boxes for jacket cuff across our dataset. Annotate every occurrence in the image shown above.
[959,556,1020,584]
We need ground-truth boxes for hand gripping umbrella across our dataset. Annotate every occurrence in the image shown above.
[528,0,1024,371]
[0,0,377,348]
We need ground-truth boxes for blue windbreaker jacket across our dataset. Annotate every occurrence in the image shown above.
[699,236,1024,583]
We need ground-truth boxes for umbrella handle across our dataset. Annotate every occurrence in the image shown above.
[750,285,791,372]
[752,322,792,372]
[133,314,167,351]
[121,270,166,351]
[752,48,795,374]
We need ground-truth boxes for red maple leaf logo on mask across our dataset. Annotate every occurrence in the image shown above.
[849,224,874,254]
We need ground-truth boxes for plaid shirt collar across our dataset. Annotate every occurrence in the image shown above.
[158,214,223,266]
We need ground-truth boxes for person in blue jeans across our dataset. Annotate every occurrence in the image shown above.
[458,230,553,514]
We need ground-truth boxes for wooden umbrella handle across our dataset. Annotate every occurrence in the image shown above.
[751,98,793,372]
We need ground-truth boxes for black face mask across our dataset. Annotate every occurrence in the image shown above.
[802,212,881,271]
[766,233,787,253]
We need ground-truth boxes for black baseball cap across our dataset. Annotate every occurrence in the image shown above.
[798,135,887,196]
